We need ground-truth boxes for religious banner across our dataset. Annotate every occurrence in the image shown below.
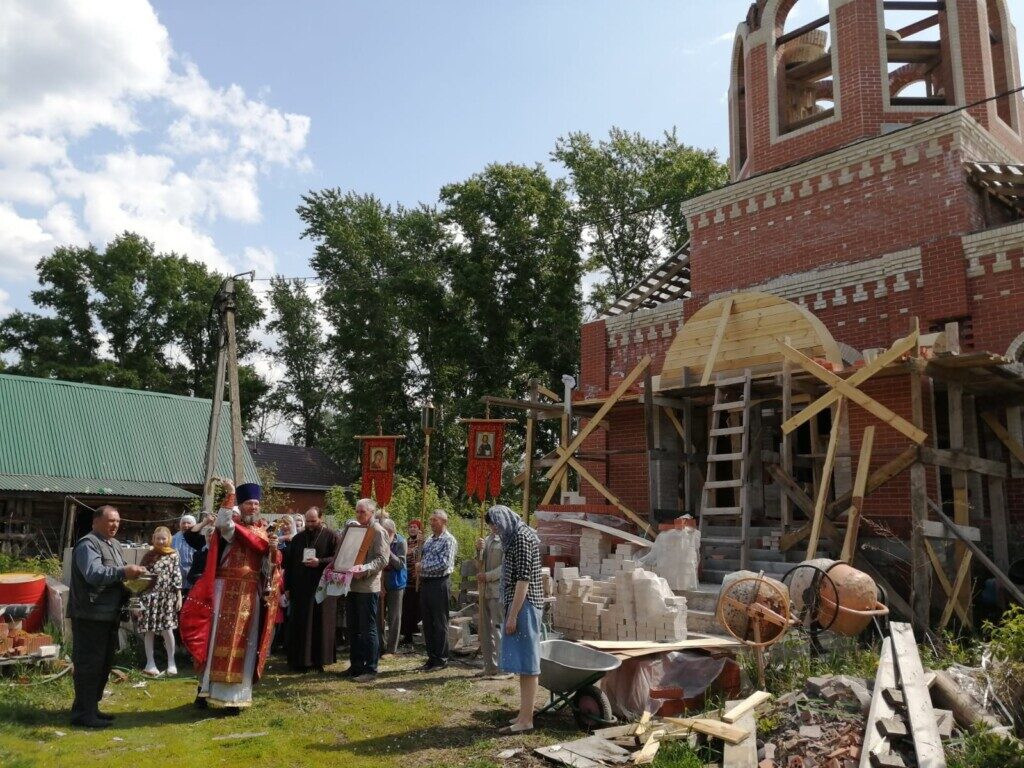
[360,436,399,505]
[465,420,506,502]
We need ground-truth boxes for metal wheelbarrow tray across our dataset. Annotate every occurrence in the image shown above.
[537,639,622,730]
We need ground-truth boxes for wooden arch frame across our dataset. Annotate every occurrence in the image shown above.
[658,291,843,390]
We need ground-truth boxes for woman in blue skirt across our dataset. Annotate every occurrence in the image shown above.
[487,505,545,736]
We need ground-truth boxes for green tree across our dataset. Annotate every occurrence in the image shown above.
[266,276,337,447]
[0,232,268,425]
[552,127,728,311]
[297,191,419,473]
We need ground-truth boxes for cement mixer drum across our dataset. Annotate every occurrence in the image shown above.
[716,571,791,647]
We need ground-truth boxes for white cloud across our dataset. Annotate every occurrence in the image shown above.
[0,0,311,286]
[0,288,11,319]
[0,203,54,279]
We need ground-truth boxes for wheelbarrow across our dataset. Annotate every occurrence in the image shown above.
[536,639,621,731]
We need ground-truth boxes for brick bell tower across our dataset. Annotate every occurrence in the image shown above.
[728,0,1024,181]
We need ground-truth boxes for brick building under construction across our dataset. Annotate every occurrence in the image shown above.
[528,0,1024,630]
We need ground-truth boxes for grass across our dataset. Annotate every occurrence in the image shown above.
[0,648,748,768]
[0,653,582,768]
[740,633,879,697]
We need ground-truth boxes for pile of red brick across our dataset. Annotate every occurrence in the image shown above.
[0,621,53,657]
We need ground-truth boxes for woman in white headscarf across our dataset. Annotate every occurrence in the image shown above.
[487,505,544,736]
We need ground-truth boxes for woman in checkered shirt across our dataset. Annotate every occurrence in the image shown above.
[487,505,544,736]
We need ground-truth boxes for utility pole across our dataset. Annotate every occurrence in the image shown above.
[201,274,252,511]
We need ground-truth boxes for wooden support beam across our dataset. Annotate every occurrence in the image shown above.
[807,398,845,559]
[663,407,685,442]
[545,356,652,482]
[765,464,815,517]
[841,425,875,563]
[522,380,537,524]
[643,368,661,530]
[909,349,931,634]
[918,447,1007,477]
[826,445,919,517]
[782,329,919,435]
[983,433,1011,572]
[776,338,927,444]
[928,499,1024,607]
[537,384,561,403]
[781,346,794,531]
[700,297,733,387]
[540,464,568,506]
[981,411,1024,467]
[939,550,973,630]
[557,447,653,536]
[924,540,971,626]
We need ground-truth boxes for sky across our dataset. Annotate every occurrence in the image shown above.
[1,0,1022,322]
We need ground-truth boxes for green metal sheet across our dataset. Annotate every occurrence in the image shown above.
[0,474,197,499]
[0,374,259,487]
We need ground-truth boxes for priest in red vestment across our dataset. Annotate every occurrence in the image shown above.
[180,479,281,712]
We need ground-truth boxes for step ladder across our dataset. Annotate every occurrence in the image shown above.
[699,371,753,571]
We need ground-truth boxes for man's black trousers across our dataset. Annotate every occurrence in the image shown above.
[71,618,119,721]
[419,577,450,666]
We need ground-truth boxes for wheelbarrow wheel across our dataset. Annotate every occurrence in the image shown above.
[571,685,614,731]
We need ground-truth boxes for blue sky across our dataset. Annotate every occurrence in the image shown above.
[1,0,1022,322]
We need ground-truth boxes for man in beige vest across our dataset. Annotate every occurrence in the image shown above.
[476,521,506,678]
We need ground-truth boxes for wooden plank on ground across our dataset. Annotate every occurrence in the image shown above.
[662,717,749,745]
[721,706,758,768]
[701,297,734,386]
[545,356,652,481]
[859,637,895,768]
[721,691,772,724]
[890,622,946,768]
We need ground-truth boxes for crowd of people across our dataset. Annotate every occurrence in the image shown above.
[67,479,544,735]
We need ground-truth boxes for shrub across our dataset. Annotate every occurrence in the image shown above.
[946,729,1024,768]
[0,553,61,578]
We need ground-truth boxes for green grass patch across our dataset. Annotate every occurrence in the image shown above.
[0,653,579,768]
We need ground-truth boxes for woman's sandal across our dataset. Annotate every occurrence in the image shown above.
[498,723,534,736]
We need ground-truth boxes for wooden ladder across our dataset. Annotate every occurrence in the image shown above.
[699,371,753,571]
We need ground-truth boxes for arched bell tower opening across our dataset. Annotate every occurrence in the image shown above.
[771,0,837,137]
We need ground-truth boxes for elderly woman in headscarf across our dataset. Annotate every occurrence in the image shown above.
[487,505,544,736]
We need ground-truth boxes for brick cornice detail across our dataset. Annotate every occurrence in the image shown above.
[708,248,923,309]
[683,112,1016,225]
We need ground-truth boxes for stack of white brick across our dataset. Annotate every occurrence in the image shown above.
[578,528,612,578]
[551,545,687,643]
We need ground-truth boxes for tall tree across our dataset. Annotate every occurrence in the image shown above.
[552,128,728,311]
[266,277,337,447]
[297,191,419,471]
[0,232,268,425]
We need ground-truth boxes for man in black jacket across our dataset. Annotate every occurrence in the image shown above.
[69,505,147,728]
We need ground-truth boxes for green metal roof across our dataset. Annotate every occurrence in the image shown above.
[0,474,196,499]
[0,374,259,490]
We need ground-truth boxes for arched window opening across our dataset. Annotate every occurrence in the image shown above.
[776,0,834,134]
[883,0,953,108]
[986,0,1015,128]
[733,38,750,170]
